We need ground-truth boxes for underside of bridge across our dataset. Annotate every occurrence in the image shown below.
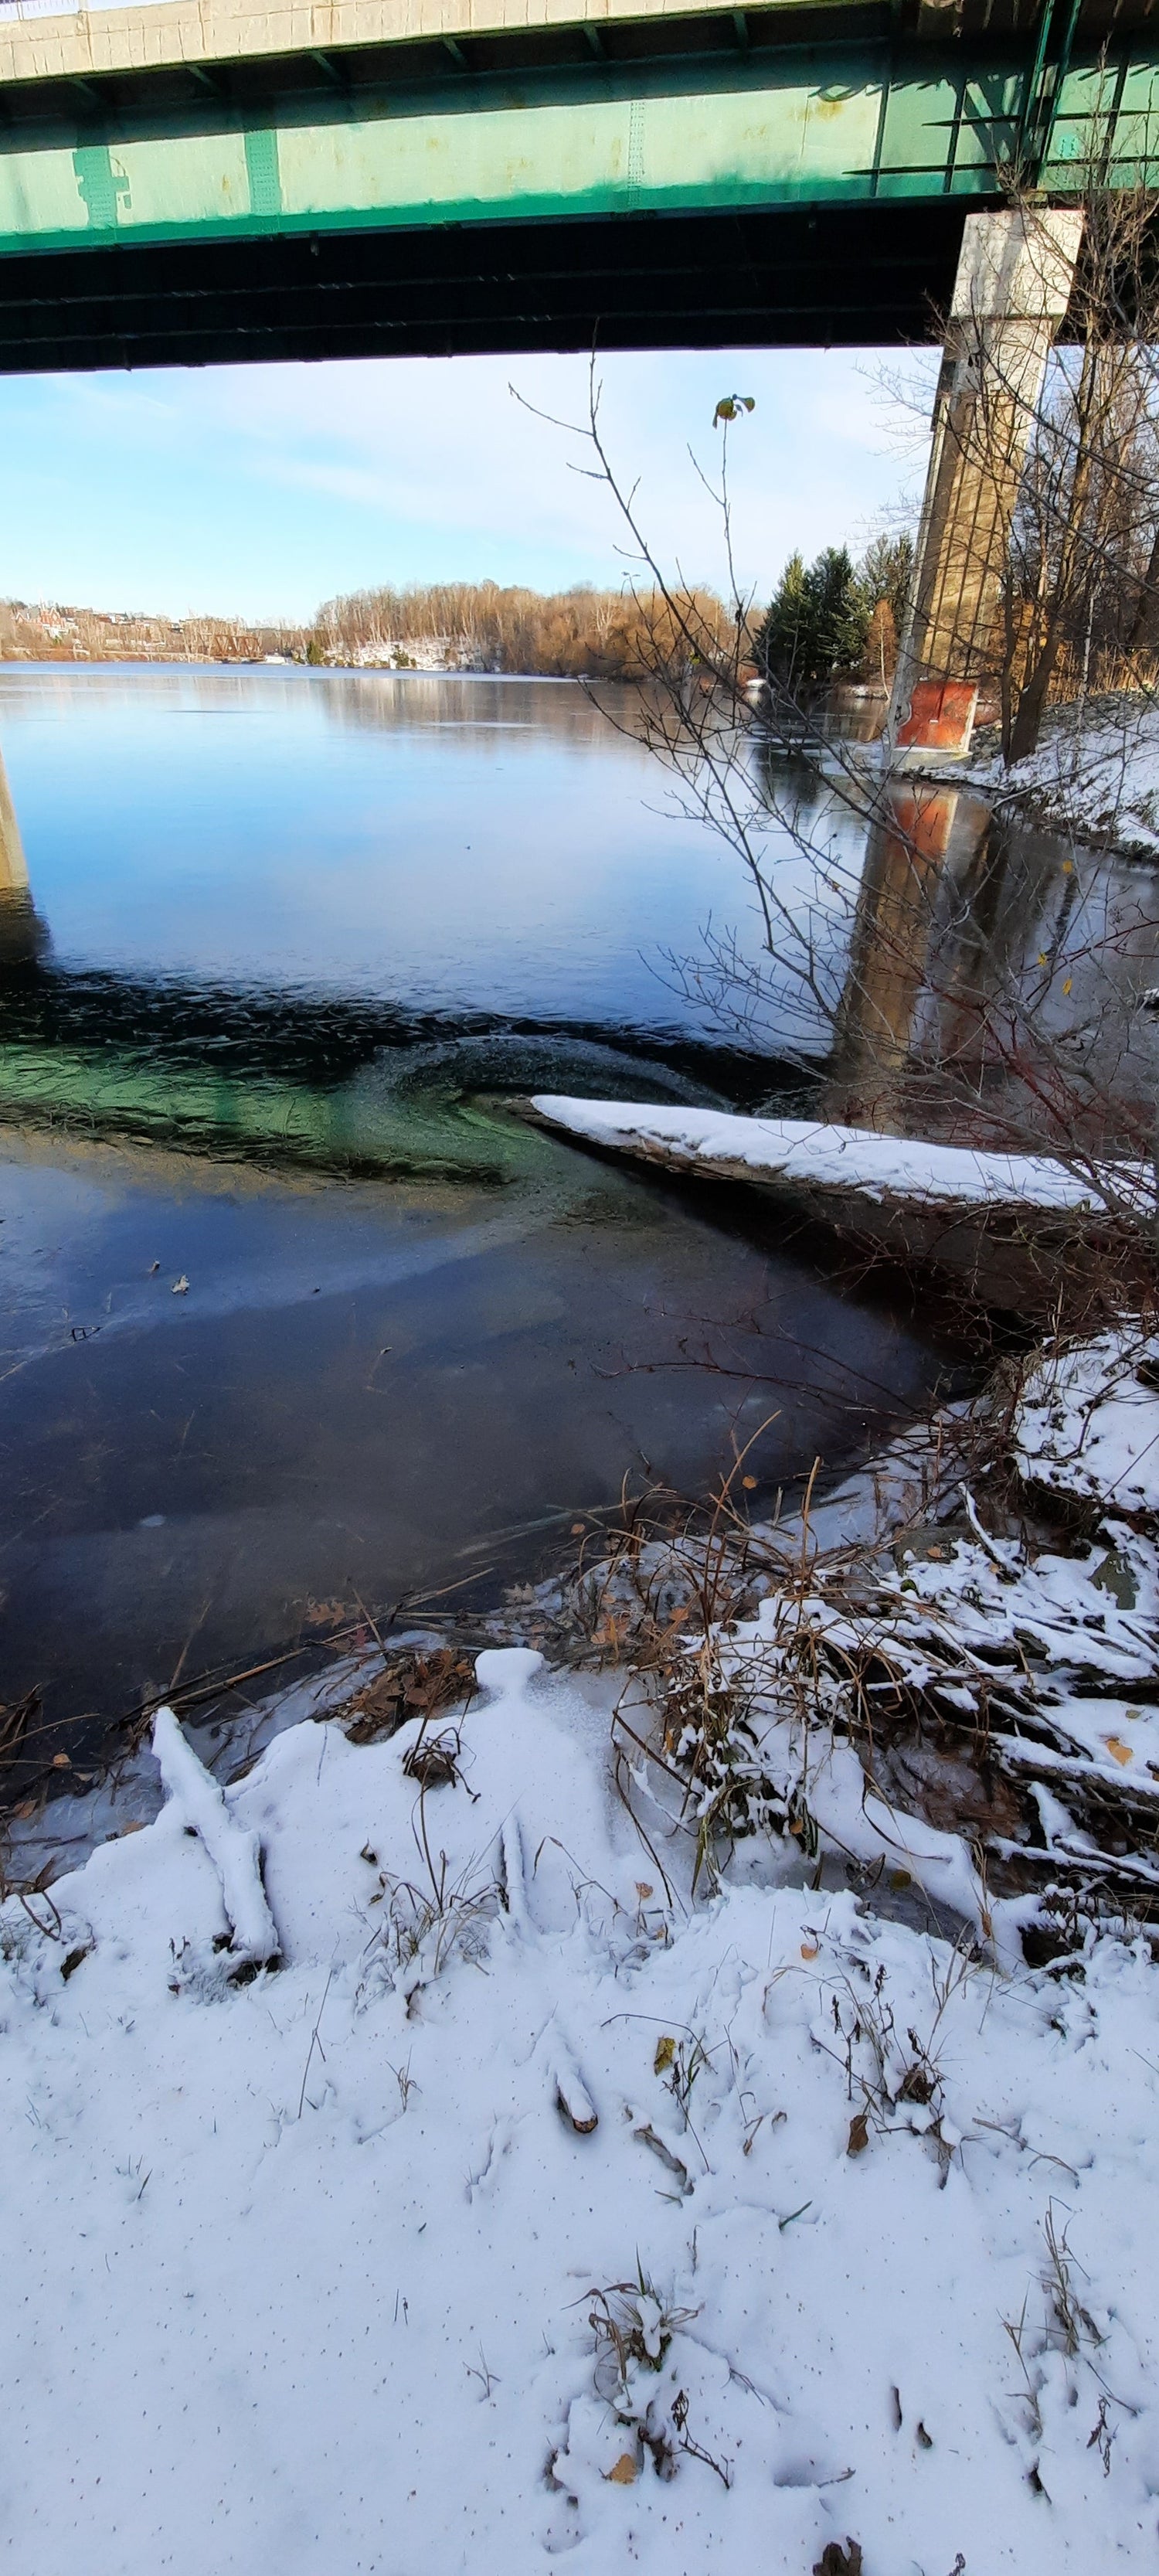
[0,0,1156,369]
[0,197,970,369]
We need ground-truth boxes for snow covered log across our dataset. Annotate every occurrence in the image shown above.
[525,1098,1154,1315]
[153,1706,281,1974]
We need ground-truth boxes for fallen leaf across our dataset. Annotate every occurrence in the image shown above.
[654,2035,676,2074]
[51,1751,71,1769]
[635,1882,654,1901]
[605,2452,637,2485]
[889,1867,912,1890]
[1104,1735,1133,1766]
[742,1474,757,1490]
[1062,976,1072,995]
[800,1942,819,1961]
[569,1522,585,1536]
[813,2544,863,2576]
[847,2112,870,2157]
[119,1819,148,1836]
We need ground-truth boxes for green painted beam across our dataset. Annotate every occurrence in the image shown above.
[0,42,1153,261]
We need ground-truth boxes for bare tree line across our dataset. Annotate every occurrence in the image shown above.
[311,579,742,677]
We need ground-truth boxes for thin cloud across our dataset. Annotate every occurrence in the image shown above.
[0,348,932,620]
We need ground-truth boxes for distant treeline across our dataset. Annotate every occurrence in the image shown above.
[311,580,738,677]
[2,546,915,691]
[0,599,306,664]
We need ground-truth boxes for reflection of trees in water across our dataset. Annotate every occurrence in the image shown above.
[317,671,612,746]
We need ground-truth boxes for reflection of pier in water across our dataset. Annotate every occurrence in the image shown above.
[0,740,27,893]
[827,778,1159,1153]
[0,742,46,965]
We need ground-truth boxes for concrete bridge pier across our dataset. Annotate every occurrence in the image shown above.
[0,742,27,893]
[889,206,1086,748]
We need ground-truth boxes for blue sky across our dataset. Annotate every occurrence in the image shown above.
[0,345,934,622]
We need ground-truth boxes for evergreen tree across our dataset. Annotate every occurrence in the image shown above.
[843,533,915,680]
[753,552,809,688]
[754,546,857,694]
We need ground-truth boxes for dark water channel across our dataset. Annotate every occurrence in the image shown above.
[2,664,1142,1784]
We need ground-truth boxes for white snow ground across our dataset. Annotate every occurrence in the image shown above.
[956,696,1159,859]
[5,1638,1159,2574]
[1015,1327,1159,1519]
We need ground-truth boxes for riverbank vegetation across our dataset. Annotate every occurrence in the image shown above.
[311,579,739,675]
[0,596,305,664]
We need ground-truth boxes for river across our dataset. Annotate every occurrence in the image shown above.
[3,662,1145,1781]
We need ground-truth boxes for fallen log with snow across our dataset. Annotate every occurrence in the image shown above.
[524,1098,1154,1315]
[153,1705,281,1979]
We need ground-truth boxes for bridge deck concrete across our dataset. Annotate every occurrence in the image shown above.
[13,0,762,87]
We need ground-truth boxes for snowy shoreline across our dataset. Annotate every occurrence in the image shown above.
[7,1324,1159,2570]
[939,692,1159,862]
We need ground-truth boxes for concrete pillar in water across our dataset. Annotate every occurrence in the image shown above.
[889,206,1085,742]
[0,741,28,893]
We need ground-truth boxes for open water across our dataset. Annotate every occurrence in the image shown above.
[0,666,998,1771]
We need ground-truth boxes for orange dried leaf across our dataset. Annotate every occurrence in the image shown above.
[847,2112,870,2156]
[654,2035,676,2074]
[800,1942,819,1961]
[605,2453,637,2486]
[1105,1735,1133,1767]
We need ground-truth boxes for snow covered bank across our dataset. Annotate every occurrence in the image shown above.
[960,694,1159,860]
[6,1649,1159,2575]
[1015,1326,1159,1520]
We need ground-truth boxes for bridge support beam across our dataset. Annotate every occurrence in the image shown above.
[0,743,27,893]
[889,206,1085,747]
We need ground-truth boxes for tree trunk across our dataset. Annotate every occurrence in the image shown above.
[1007,624,1064,763]
[1127,520,1159,656]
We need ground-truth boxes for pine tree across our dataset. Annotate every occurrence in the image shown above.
[754,546,857,695]
[753,552,811,689]
[843,534,914,679]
